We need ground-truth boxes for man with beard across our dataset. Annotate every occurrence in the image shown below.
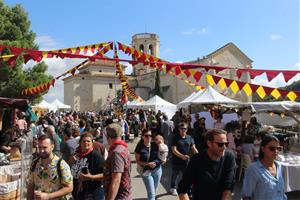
[27,134,73,200]
[178,129,236,200]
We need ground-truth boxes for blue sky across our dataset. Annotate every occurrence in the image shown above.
[4,0,300,102]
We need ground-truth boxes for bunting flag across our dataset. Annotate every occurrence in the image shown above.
[21,79,55,95]
[113,46,144,103]
[117,42,300,101]
[0,42,112,66]
[21,42,113,96]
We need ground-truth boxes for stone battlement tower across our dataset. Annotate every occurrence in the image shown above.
[131,33,160,75]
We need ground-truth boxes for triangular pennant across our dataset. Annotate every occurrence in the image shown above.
[286,91,297,101]
[265,71,281,82]
[256,86,266,99]
[271,89,281,99]
[184,70,191,78]
[236,81,245,90]
[282,71,299,83]
[206,74,215,86]
[218,78,227,90]
[229,81,239,94]
[174,66,182,76]
[193,72,202,82]
[242,83,252,96]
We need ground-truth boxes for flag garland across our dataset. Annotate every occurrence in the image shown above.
[0,42,113,66]
[117,42,300,101]
[21,42,113,96]
[113,46,144,103]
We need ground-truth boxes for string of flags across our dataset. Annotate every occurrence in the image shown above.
[114,47,144,103]
[117,42,300,101]
[0,41,299,101]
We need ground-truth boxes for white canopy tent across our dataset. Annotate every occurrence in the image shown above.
[126,100,144,109]
[50,99,71,111]
[177,90,203,109]
[251,101,300,127]
[140,95,177,119]
[190,86,241,105]
[34,100,55,111]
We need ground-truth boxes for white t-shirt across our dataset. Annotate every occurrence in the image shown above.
[158,143,169,162]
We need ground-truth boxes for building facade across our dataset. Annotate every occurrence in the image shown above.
[63,33,253,111]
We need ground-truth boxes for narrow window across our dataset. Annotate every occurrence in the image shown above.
[139,44,144,52]
[109,83,113,89]
[149,44,153,55]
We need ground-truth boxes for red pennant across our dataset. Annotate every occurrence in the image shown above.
[263,87,273,95]
[184,70,191,78]
[250,84,259,92]
[282,71,298,82]
[224,79,233,87]
[66,48,72,54]
[193,72,202,82]
[212,76,222,84]
[118,42,124,51]
[265,71,281,82]
[125,47,131,55]
[75,47,80,54]
[236,81,245,89]
[90,45,95,53]
[83,46,88,54]
[278,89,288,98]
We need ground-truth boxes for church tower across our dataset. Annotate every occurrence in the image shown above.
[131,33,160,75]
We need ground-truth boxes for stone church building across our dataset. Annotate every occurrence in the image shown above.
[63,33,253,111]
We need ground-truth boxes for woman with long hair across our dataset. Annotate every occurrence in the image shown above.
[135,129,163,200]
[242,134,287,200]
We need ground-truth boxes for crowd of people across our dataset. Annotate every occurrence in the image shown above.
[0,108,290,200]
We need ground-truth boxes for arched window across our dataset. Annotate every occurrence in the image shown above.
[148,44,153,55]
[139,44,144,52]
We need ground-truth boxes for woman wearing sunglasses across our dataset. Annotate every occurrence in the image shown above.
[134,129,163,200]
[242,134,287,200]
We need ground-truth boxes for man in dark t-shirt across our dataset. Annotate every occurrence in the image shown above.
[178,129,236,200]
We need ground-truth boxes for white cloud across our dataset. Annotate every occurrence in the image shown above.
[163,48,175,53]
[35,35,58,50]
[252,72,300,88]
[197,28,207,34]
[181,27,207,36]
[181,28,196,35]
[270,34,282,40]
[295,62,300,70]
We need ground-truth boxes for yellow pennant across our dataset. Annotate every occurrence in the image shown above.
[242,83,252,97]
[206,74,215,86]
[271,89,281,99]
[286,91,297,101]
[218,78,227,90]
[229,81,239,94]
[256,86,266,99]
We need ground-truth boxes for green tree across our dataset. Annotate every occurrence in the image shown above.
[0,1,52,103]
[153,69,163,98]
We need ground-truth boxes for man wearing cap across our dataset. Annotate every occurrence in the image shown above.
[169,122,198,196]
[104,123,132,200]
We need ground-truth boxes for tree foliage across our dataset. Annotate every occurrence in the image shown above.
[153,69,163,98]
[0,0,52,103]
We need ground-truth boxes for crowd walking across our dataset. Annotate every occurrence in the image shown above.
[1,108,299,199]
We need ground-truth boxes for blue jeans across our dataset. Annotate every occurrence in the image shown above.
[142,166,162,200]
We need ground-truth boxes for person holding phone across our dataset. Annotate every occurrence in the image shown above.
[242,135,287,200]
[70,132,105,200]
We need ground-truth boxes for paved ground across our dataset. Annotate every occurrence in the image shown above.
[128,138,300,200]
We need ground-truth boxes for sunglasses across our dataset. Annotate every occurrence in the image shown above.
[213,142,229,148]
[180,127,187,130]
[143,135,152,138]
[268,146,282,152]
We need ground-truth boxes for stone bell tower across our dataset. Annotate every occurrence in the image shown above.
[131,33,160,75]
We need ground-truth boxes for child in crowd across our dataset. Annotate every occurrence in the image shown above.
[155,135,168,163]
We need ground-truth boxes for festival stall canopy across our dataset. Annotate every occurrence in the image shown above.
[126,100,144,109]
[177,91,202,109]
[251,101,300,113]
[50,99,71,111]
[0,97,28,111]
[34,100,55,111]
[190,86,241,105]
[141,95,177,119]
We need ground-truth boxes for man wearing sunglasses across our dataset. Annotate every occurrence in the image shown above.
[178,129,236,200]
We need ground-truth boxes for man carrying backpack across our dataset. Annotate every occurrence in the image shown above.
[27,134,73,200]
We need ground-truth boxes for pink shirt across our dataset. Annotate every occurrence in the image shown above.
[17,119,27,130]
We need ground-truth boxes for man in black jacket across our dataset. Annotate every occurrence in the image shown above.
[178,129,236,200]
